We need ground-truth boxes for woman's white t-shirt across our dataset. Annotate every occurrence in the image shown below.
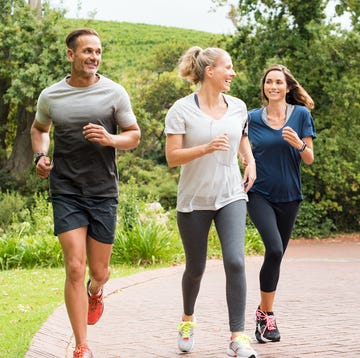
[165,93,248,212]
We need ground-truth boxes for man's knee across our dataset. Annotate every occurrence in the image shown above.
[65,259,87,283]
[89,265,110,285]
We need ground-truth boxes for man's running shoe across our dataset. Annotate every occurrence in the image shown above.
[227,334,257,357]
[255,307,281,343]
[73,343,93,358]
[87,279,104,325]
[177,320,196,352]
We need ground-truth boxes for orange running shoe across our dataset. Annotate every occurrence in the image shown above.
[87,279,104,325]
[73,343,93,358]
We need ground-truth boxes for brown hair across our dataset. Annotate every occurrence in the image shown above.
[178,46,229,84]
[65,28,100,50]
[261,64,314,110]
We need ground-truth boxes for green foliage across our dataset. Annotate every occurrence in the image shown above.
[292,200,336,238]
[112,221,180,266]
[0,191,28,229]
[245,227,265,255]
[117,153,179,210]
[114,177,183,265]
[0,192,63,270]
[147,41,196,74]
[131,71,194,163]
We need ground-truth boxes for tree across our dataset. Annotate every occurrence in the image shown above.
[0,0,67,188]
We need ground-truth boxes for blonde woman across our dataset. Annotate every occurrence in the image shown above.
[165,46,257,358]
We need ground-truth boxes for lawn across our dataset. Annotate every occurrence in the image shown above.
[0,265,144,358]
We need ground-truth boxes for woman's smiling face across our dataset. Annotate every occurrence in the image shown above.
[263,70,289,102]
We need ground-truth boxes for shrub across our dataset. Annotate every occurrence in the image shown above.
[112,220,180,266]
[0,192,62,270]
[0,191,28,230]
[292,200,336,238]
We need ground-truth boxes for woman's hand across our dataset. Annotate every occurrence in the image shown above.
[282,126,303,149]
[206,133,230,153]
[242,161,256,192]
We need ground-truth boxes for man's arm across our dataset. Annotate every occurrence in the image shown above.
[30,119,52,179]
[82,123,141,150]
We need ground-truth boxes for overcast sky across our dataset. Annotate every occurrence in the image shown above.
[48,0,237,34]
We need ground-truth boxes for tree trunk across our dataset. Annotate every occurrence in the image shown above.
[28,0,42,18]
[0,79,11,163]
[4,106,34,182]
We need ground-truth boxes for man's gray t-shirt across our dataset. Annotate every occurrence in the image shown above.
[36,75,137,197]
[165,93,248,212]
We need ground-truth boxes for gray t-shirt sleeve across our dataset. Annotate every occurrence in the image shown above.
[113,85,137,128]
[35,89,52,125]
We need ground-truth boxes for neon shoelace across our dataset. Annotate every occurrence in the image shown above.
[178,321,195,339]
[233,334,252,348]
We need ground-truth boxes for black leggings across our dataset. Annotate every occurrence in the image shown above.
[247,192,300,292]
[177,200,247,332]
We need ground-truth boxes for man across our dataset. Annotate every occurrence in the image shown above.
[31,28,141,358]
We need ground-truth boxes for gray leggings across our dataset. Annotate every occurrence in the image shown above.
[177,200,247,332]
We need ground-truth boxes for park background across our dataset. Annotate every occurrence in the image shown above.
[0,0,359,356]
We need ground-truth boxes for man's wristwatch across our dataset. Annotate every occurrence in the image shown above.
[33,152,46,165]
[298,141,307,152]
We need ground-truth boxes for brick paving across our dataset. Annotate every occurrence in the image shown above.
[26,238,360,358]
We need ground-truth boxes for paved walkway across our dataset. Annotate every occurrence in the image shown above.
[26,238,360,358]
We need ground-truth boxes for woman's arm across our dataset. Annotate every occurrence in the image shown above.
[282,126,314,164]
[238,135,256,192]
[165,132,230,168]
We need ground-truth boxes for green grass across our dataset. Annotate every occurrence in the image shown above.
[0,265,145,358]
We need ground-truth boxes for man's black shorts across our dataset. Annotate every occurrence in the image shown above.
[51,194,118,244]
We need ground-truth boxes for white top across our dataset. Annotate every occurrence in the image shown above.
[165,93,248,212]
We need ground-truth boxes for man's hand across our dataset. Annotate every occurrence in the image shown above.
[36,156,52,179]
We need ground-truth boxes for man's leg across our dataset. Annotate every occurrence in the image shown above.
[86,236,113,295]
[58,226,88,346]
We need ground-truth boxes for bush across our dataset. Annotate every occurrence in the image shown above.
[112,220,180,266]
[292,200,336,238]
[0,187,265,271]
[245,226,265,255]
[0,192,62,270]
[0,191,28,230]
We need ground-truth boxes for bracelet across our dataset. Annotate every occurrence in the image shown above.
[298,141,307,153]
[33,152,46,165]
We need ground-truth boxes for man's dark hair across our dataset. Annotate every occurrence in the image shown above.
[65,28,100,50]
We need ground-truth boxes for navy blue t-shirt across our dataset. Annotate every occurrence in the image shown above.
[248,105,316,203]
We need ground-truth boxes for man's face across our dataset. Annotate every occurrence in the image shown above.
[67,34,102,78]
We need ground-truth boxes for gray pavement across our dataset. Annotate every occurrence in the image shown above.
[26,238,360,358]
